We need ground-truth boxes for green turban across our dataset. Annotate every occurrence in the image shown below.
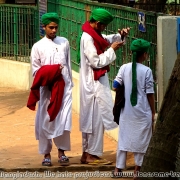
[130,39,150,106]
[130,39,150,53]
[89,8,114,25]
[42,12,59,25]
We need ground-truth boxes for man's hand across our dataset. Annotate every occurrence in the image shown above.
[111,41,125,51]
[118,27,131,40]
[59,65,64,73]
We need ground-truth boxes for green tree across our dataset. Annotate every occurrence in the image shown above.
[139,53,180,180]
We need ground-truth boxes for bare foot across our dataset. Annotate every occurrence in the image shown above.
[112,167,122,177]
[44,153,51,159]
[134,166,141,180]
[86,154,101,163]
[80,152,88,164]
[58,149,65,157]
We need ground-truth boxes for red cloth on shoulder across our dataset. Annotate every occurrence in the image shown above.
[27,64,65,122]
[82,21,110,80]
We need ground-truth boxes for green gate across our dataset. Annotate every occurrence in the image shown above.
[47,0,162,110]
[0,1,161,110]
[0,4,39,62]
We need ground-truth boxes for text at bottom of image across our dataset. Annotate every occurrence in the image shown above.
[0,170,180,179]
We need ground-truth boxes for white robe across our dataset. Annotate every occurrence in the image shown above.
[31,36,73,140]
[79,32,122,133]
[114,62,154,153]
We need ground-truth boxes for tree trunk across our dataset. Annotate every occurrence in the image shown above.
[139,53,180,180]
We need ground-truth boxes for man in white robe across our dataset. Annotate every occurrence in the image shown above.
[30,12,73,166]
[112,39,155,179]
[79,8,129,164]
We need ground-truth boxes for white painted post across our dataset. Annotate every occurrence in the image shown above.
[157,16,179,111]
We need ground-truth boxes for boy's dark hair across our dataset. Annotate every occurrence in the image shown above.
[136,51,147,59]
[89,17,97,23]
[89,17,105,26]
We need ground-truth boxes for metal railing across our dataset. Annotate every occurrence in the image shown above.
[47,0,164,111]
[0,1,165,111]
[0,4,39,62]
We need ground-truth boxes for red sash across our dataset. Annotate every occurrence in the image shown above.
[82,21,110,80]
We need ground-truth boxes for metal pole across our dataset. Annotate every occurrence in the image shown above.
[14,7,18,61]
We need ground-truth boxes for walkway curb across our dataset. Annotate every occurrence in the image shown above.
[0,165,135,172]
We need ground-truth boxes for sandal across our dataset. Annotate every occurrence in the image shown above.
[42,158,52,166]
[87,159,113,165]
[58,155,70,166]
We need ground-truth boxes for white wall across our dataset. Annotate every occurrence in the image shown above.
[0,59,32,90]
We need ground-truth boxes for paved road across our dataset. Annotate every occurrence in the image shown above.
[0,87,134,180]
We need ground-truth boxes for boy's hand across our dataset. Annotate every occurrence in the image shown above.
[59,65,64,72]
[118,27,131,40]
[111,41,125,51]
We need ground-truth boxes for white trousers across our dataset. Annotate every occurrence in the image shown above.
[116,150,145,169]
[82,98,104,156]
[38,130,70,154]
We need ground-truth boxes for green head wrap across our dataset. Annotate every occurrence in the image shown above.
[42,12,59,25]
[89,8,114,25]
[130,39,150,106]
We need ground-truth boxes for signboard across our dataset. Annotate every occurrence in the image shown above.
[138,12,146,32]
[39,0,47,37]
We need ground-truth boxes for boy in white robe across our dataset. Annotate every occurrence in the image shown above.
[112,39,155,179]
[29,12,73,166]
[79,8,130,164]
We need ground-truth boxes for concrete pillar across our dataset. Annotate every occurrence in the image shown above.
[157,16,179,111]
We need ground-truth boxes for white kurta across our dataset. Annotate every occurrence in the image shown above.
[114,63,154,153]
[31,36,73,140]
[79,32,122,133]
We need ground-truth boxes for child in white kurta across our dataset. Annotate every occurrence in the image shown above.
[112,39,155,179]
[30,12,73,166]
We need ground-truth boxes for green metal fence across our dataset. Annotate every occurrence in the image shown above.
[0,1,162,110]
[48,0,160,82]
[48,0,87,72]
[0,4,39,62]
[47,0,162,110]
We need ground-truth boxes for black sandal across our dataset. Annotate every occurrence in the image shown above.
[42,158,52,166]
[58,155,70,166]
